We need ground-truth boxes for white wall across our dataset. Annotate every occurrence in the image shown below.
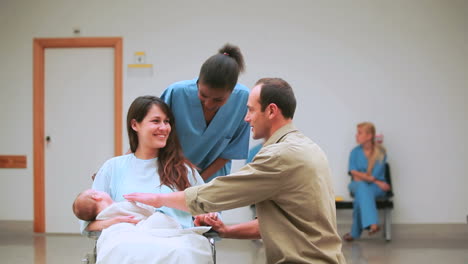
[0,0,467,223]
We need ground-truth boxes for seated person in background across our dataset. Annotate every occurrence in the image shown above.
[73,189,183,230]
[343,122,391,242]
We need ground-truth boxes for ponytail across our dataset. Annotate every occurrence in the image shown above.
[357,122,386,174]
[198,43,245,91]
[367,143,386,174]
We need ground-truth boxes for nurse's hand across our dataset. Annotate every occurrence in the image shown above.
[124,193,162,207]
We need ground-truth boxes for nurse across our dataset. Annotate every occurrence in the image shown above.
[343,122,391,241]
[161,43,249,182]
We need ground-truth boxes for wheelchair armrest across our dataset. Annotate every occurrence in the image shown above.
[203,229,220,239]
[86,231,101,240]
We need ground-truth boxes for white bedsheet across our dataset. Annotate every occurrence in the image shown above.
[96,223,213,264]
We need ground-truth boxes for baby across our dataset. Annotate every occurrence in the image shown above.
[72,189,181,230]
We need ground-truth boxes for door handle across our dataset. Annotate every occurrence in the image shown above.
[46,136,51,143]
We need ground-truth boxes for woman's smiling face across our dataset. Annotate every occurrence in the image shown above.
[132,104,171,154]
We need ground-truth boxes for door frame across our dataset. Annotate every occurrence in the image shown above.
[33,37,123,233]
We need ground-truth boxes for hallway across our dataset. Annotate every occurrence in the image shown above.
[1,221,467,264]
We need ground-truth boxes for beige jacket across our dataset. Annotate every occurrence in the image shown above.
[185,123,346,264]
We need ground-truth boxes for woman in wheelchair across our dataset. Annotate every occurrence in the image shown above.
[79,96,215,263]
[344,122,391,242]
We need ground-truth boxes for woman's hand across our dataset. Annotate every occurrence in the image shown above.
[375,180,391,192]
[86,216,140,231]
[124,193,162,207]
[352,175,362,181]
[194,213,229,237]
[114,215,140,225]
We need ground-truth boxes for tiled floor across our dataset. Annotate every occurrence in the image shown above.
[1,221,467,264]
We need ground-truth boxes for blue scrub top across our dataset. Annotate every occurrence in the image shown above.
[348,145,387,181]
[161,78,250,182]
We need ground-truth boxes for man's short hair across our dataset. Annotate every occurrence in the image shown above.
[255,78,296,119]
[72,191,98,221]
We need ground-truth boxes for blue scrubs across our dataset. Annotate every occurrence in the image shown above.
[161,78,250,182]
[348,145,387,238]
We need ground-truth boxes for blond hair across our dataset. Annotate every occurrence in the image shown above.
[357,122,386,174]
[72,191,99,221]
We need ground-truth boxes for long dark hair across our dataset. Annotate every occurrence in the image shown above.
[127,95,195,191]
[199,43,246,91]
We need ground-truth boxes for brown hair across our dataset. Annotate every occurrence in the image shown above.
[255,78,296,119]
[127,96,195,191]
[199,43,245,92]
[357,122,386,173]
[72,191,98,221]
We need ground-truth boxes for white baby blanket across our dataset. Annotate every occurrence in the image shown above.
[96,201,213,264]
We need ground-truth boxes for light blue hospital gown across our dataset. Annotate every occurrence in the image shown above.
[80,154,204,234]
[348,145,387,238]
[161,78,250,182]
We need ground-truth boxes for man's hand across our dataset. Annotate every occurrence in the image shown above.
[124,193,162,207]
[194,213,229,237]
[125,191,189,212]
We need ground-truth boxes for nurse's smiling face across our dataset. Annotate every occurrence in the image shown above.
[131,104,171,156]
[245,84,271,140]
[197,82,231,112]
